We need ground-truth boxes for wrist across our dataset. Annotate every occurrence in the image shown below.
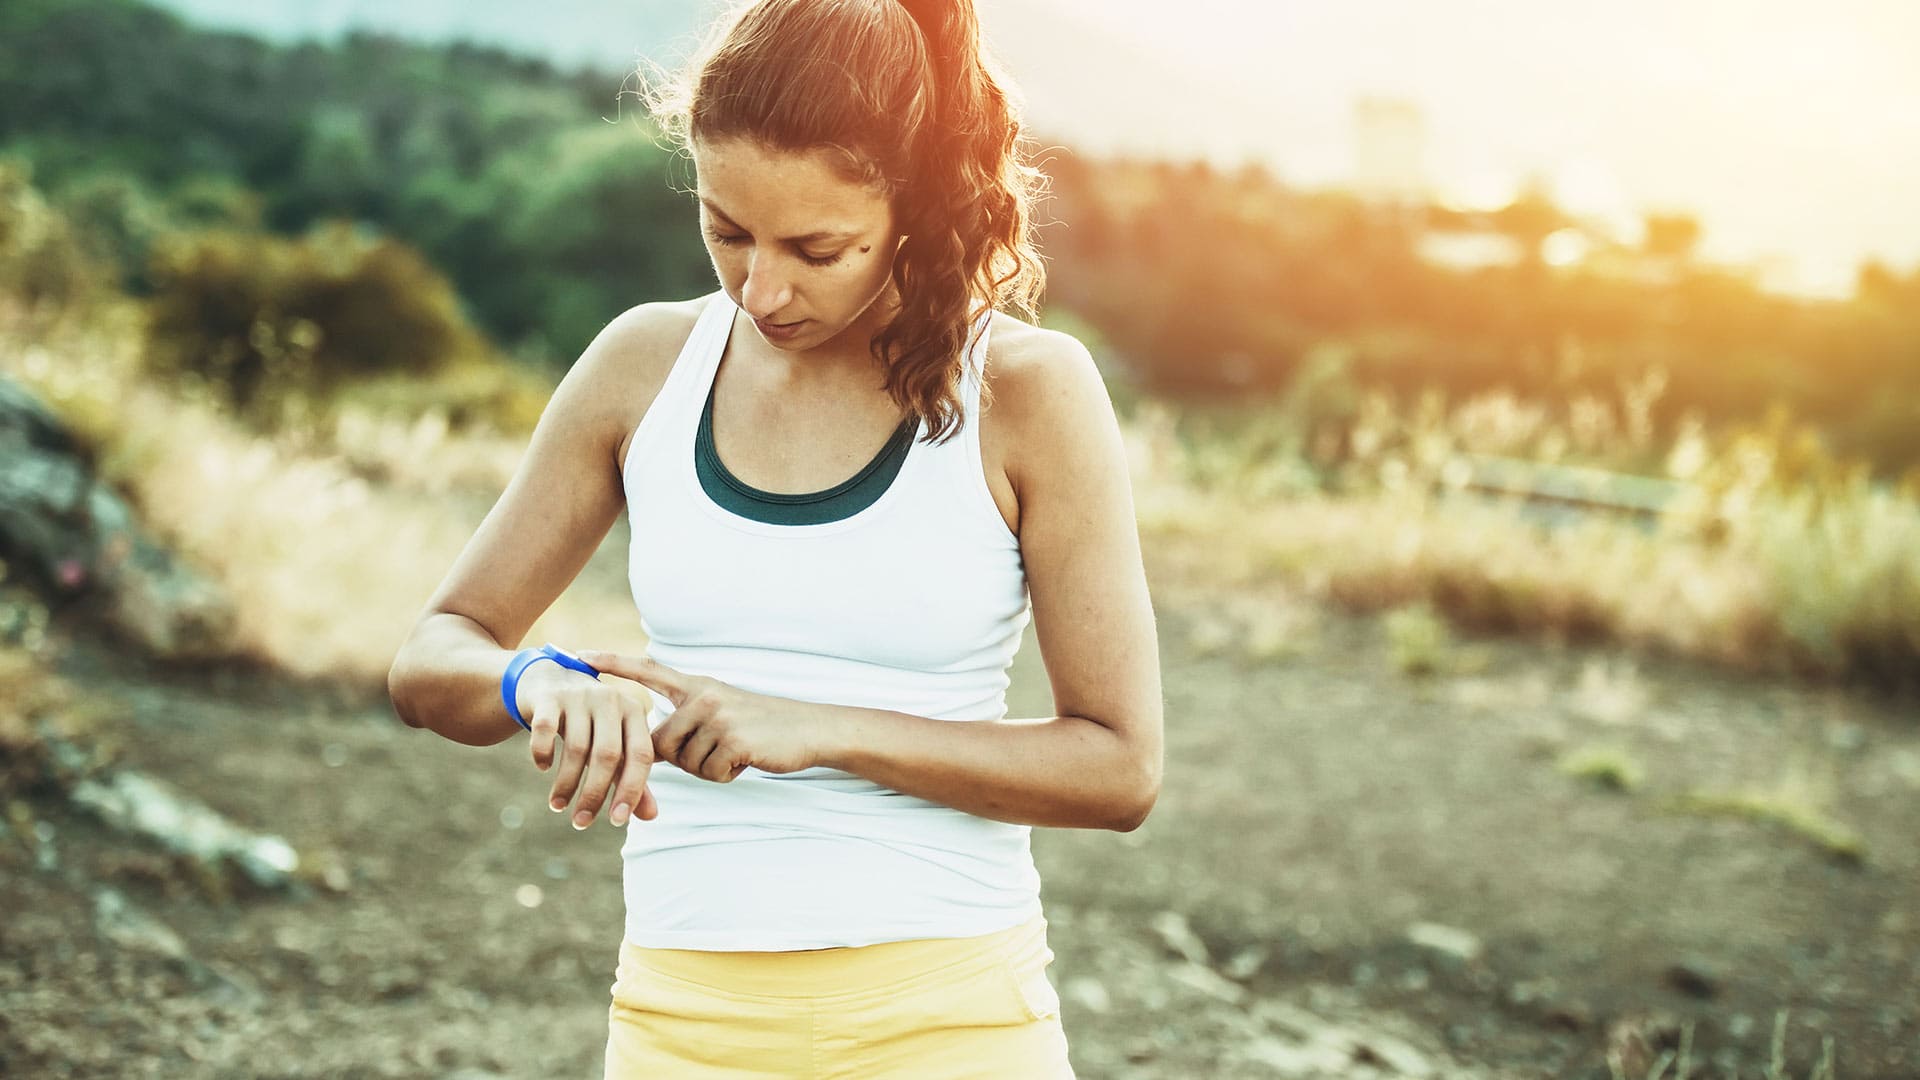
[805,702,864,772]
[511,653,596,722]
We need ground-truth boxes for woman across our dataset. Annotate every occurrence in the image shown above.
[386,0,1162,1075]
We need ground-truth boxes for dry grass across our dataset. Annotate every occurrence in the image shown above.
[1606,1011,1838,1080]
[1661,756,1867,865]
[1124,394,1920,690]
[8,288,1918,696]
[1555,743,1645,793]
[0,300,644,684]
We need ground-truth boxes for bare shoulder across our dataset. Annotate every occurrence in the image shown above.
[979,312,1117,498]
[593,297,706,473]
[982,313,1109,424]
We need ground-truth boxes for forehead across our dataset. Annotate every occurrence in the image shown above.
[691,137,889,226]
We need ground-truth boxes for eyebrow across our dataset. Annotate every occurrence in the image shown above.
[699,197,859,244]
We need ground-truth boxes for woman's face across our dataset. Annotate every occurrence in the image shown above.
[690,136,904,356]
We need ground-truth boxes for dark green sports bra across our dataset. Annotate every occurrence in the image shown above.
[694,376,919,526]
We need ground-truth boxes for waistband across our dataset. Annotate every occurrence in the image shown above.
[615,911,1049,1001]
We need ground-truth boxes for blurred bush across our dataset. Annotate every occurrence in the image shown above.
[326,362,552,439]
[141,221,493,427]
[1138,385,1920,690]
[0,159,108,311]
[1663,409,1920,683]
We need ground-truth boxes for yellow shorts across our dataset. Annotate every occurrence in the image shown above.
[603,911,1074,1079]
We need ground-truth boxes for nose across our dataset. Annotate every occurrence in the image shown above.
[739,254,794,322]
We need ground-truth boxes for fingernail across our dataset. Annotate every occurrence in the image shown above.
[550,799,565,813]
[611,803,630,826]
[572,813,591,830]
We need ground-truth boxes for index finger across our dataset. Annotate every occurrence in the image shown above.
[582,651,689,708]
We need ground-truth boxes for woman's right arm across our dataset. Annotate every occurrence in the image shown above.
[385,302,686,748]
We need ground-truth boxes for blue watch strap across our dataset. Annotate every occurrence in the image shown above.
[500,643,601,731]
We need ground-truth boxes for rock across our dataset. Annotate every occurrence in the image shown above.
[374,965,425,1000]
[196,961,264,1010]
[1663,958,1720,999]
[1541,1000,1593,1033]
[1061,975,1112,1014]
[1165,960,1246,1004]
[1223,945,1269,980]
[1504,977,1554,1007]
[319,862,353,894]
[1352,1030,1437,1077]
[1148,909,1210,965]
[1405,921,1483,965]
[92,887,187,962]
[69,767,299,890]
[1241,1033,1350,1075]
[1240,1012,1439,1079]
[32,818,57,871]
[0,375,233,657]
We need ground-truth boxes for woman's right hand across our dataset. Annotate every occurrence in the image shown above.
[516,662,660,829]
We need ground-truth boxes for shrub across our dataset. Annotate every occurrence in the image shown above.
[141,220,490,425]
[0,158,107,310]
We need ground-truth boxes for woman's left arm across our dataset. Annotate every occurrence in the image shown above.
[581,333,1164,832]
[810,332,1163,830]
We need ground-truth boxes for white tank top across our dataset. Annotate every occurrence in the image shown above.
[616,288,1041,950]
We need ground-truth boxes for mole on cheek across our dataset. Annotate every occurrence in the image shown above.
[858,245,871,253]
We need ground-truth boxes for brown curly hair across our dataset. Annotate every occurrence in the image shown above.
[638,0,1048,444]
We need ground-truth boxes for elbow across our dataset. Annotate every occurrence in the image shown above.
[1110,788,1158,833]
[1107,753,1162,833]
[385,652,425,730]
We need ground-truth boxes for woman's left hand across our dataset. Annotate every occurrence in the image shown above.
[575,651,827,781]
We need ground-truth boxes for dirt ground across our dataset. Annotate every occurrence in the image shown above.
[2,514,1917,1079]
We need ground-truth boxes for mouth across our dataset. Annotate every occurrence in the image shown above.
[755,317,806,333]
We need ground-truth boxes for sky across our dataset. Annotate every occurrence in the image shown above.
[152,0,1920,298]
[996,0,1920,297]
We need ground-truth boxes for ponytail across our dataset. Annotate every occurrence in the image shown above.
[877,0,1047,437]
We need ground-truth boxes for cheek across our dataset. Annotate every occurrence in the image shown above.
[705,245,747,283]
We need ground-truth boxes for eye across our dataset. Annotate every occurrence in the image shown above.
[704,228,845,268]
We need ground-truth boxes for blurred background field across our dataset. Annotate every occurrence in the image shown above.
[0,1,1916,1078]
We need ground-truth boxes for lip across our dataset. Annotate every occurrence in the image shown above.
[754,317,806,339]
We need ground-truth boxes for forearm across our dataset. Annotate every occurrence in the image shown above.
[809,705,1157,832]
[386,613,528,746]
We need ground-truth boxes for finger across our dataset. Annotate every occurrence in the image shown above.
[607,710,654,827]
[635,784,660,821]
[682,728,721,781]
[571,698,624,830]
[548,693,592,813]
[579,651,688,707]
[705,743,748,784]
[527,695,561,773]
[651,712,697,772]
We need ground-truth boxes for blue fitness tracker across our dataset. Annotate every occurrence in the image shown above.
[500,643,601,731]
